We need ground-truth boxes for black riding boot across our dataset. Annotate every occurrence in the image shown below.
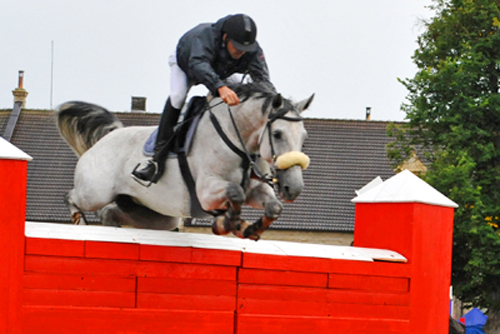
[132,98,181,184]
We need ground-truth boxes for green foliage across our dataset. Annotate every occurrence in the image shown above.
[388,0,500,310]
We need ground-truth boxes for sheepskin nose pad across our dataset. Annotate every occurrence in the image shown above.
[276,165,304,202]
[274,151,310,170]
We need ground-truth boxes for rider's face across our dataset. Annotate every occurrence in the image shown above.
[225,37,246,59]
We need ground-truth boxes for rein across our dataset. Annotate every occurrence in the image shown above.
[208,104,273,188]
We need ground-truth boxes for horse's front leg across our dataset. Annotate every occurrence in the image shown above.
[233,181,284,240]
[196,180,246,236]
[212,182,246,235]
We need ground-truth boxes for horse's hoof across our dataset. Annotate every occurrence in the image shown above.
[70,212,80,225]
[232,221,260,241]
[212,216,231,235]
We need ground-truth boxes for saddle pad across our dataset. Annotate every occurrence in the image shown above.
[142,113,202,157]
[143,128,158,156]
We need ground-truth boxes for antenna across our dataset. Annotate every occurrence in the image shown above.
[50,41,54,110]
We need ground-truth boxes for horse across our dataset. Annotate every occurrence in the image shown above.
[56,83,314,240]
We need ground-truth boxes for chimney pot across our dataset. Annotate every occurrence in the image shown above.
[365,107,371,121]
[18,71,24,89]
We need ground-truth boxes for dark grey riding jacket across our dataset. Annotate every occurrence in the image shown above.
[176,15,273,95]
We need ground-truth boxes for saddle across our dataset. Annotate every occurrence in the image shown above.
[142,96,216,218]
[143,96,207,157]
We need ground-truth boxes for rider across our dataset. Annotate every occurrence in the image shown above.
[132,14,274,184]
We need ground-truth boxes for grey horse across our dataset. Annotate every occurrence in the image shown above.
[57,83,313,240]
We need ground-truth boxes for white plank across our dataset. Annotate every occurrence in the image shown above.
[25,222,406,263]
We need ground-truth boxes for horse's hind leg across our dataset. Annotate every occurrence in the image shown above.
[101,195,181,230]
[98,203,122,227]
[212,183,246,235]
[64,190,88,225]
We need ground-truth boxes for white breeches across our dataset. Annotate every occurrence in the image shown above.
[168,52,246,109]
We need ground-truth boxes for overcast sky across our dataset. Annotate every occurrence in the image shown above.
[1,0,433,121]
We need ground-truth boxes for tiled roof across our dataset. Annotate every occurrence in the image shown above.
[0,109,397,232]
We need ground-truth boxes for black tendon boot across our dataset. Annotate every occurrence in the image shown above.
[132,98,181,185]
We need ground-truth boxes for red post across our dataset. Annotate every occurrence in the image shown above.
[352,170,457,333]
[0,138,32,334]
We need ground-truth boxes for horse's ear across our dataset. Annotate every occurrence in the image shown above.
[272,94,284,109]
[296,94,315,113]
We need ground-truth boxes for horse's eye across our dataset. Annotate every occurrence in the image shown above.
[272,130,282,140]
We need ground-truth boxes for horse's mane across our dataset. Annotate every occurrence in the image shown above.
[230,82,296,116]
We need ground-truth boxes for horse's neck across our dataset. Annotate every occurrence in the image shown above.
[230,102,268,152]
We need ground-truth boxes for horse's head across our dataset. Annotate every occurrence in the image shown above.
[259,93,314,202]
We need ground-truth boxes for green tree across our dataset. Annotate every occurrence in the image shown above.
[387,0,500,331]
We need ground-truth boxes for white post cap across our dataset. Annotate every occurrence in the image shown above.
[352,169,458,208]
[0,137,32,161]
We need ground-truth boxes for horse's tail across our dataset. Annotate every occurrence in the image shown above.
[56,101,124,157]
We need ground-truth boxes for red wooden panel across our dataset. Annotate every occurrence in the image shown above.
[140,244,192,263]
[25,237,84,258]
[329,273,409,293]
[237,287,409,319]
[236,314,410,334]
[238,268,327,288]
[327,302,410,320]
[191,248,242,266]
[25,255,237,281]
[238,284,327,303]
[135,261,237,281]
[238,298,328,316]
[23,305,234,334]
[23,289,135,308]
[137,293,236,311]
[242,253,288,270]
[242,253,330,273]
[327,289,410,306]
[25,255,138,278]
[85,241,140,260]
[24,272,136,292]
[238,298,410,319]
[243,253,411,278]
[138,277,236,296]
[238,284,410,307]
[329,259,411,278]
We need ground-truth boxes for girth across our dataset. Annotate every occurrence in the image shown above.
[177,101,255,218]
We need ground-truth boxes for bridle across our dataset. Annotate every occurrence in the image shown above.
[207,98,304,189]
[263,105,303,165]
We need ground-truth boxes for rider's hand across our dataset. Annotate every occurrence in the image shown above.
[218,86,240,106]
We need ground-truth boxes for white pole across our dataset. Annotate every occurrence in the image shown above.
[50,41,54,110]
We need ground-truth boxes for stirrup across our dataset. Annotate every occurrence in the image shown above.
[131,160,159,187]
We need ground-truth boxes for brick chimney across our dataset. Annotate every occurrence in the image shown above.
[131,96,146,112]
[12,71,29,108]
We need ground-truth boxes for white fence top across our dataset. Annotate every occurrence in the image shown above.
[25,222,407,263]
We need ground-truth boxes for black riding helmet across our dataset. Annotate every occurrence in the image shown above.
[223,14,258,52]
